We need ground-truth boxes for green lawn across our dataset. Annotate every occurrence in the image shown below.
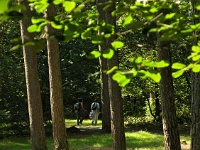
[0,120,190,150]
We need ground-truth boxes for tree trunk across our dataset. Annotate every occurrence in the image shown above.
[19,0,47,149]
[158,38,181,150]
[105,0,126,149]
[96,0,111,133]
[100,56,111,133]
[45,3,68,150]
[190,0,200,149]
[191,73,200,149]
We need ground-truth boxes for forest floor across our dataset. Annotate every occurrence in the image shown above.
[66,122,190,150]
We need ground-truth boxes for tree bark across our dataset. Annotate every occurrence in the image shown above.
[19,0,47,149]
[96,0,111,133]
[191,73,200,150]
[158,38,181,150]
[105,0,126,149]
[100,55,111,133]
[45,3,68,150]
[190,0,200,149]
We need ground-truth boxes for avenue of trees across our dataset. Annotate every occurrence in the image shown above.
[0,0,200,150]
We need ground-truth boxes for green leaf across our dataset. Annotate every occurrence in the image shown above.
[10,44,21,51]
[92,36,103,44]
[142,60,153,67]
[149,28,158,32]
[112,72,131,87]
[74,3,85,13]
[27,24,38,33]
[188,53,197,59]
[51,22,63,29]
[132,68,137,77]
[154,60,169,68]
[123,15,133,26]
[149,7,158,13]
[102,49,114,59]
[0,0,10,13]
[63,1,76,13]
[165,13,176,19]
[190,23,200,29]
[81,28,92,40]
[88,50,101,59]
[192,55,200,61]
[192,45,200,52]
[36,22,47,32]
[172,70,185,78]
[192,64,200,72]
[111,41,124,49]
[31,17,46,24]
[130,5,137,10]
[137,70,147,79]
[196,5,200,10]
[135,57,143,64]
[149,72,161,83]
[106,66,118,74]
[53,0,63,5]
[181,29,193,33]
[172,63,186,69]
[35,2,49,13]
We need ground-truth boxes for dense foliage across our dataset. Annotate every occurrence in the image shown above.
[0,0,199,138]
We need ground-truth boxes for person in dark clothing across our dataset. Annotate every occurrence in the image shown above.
[74,99,84,125]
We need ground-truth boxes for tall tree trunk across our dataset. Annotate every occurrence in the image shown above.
[158,37,181,150]
[96,0,111,133]
[45,3,68,150]
[105,0,126,149]
[19,0,47,149]
[100,55,111,133]
[191,73,200,149]
[191,0,200,149]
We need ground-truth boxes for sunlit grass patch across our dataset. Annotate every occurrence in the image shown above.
[126,131,164,149]
[65,119,102,127]
[68,133,112,149]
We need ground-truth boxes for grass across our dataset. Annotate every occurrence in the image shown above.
[0,120,190,150]
[65,119,102,127]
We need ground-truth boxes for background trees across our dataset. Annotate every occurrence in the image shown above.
[0,0,200,149]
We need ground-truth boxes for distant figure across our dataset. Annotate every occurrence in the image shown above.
[74,99,84,125]
[90,101,100,125]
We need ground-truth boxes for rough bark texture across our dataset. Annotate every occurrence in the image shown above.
[100,55,111,133]
[45,3,68,150]
[191,0,200,149]
[105,0,126,149]
[96,0,111,133]
[191,73,200,150]
[19,0,47,149]
[108,53,126,150]
[158,39,181,150]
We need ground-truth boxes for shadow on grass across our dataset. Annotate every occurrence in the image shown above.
[0,138,31,150]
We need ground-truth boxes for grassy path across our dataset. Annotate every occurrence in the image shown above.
[0,119,190,150]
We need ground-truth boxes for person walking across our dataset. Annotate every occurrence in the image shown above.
[74,99,84,125]
[90,101,100,125]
